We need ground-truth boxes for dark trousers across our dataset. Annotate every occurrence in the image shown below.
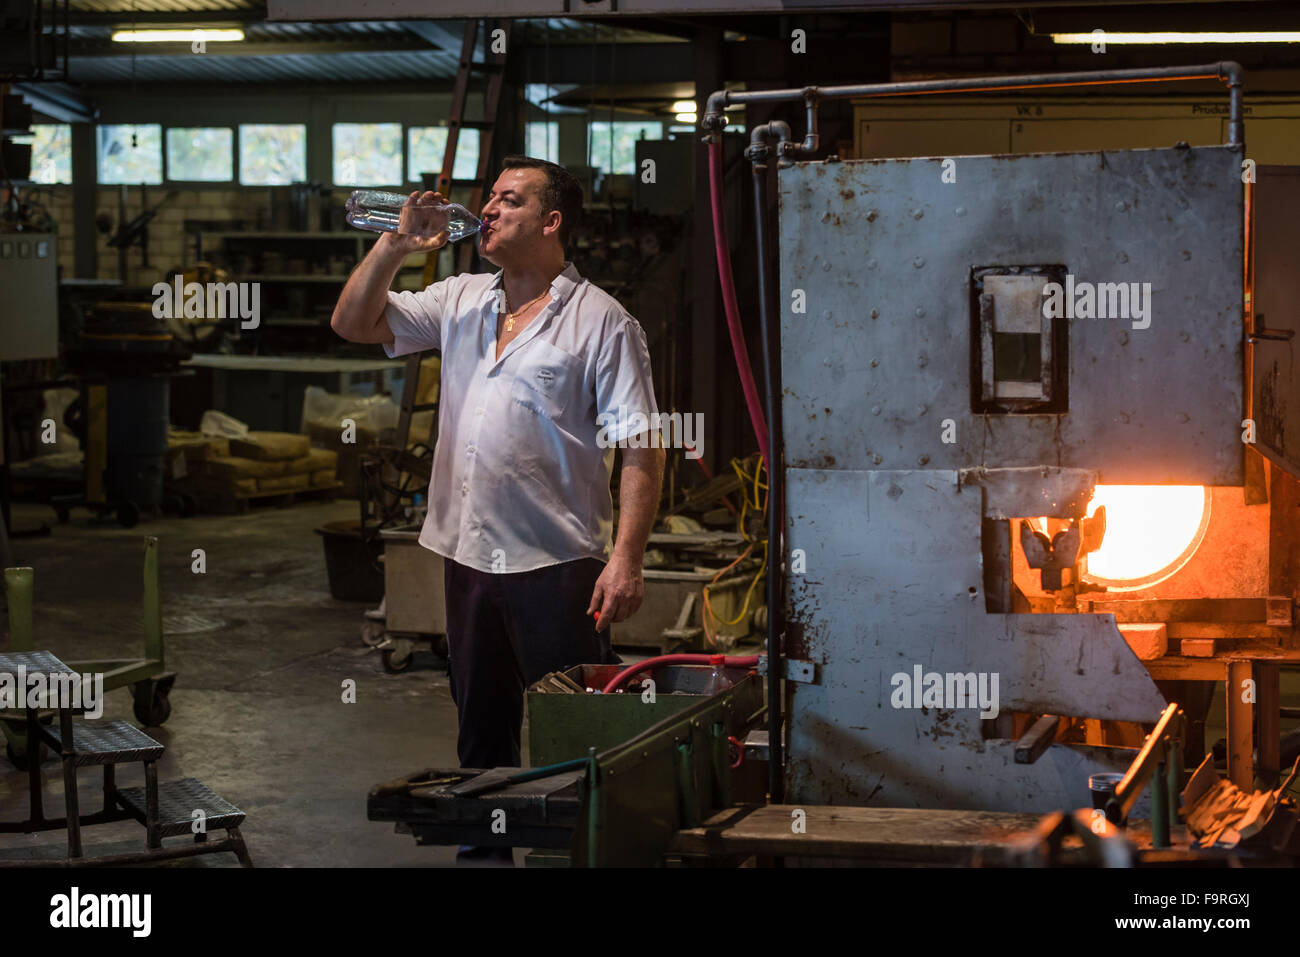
[443,556,620,770]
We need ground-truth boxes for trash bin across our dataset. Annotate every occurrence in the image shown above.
[316,519,384,602]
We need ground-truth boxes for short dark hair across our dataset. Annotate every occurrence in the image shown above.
[501,155,583,250]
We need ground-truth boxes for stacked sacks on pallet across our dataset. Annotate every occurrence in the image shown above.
[170,425,338,506]
[199,432,338,496]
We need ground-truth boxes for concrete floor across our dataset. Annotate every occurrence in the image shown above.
[0,499,511,867]
[1,498,1291,867]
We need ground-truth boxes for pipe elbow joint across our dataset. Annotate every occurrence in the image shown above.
[1219,60,1245,88]
[701,90,731,134]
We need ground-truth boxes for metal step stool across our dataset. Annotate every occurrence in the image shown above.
[2,643,251,867]
[60,719,168,831]
[115,776,249,864]
[29,717,251,867]
[64,719,166,766]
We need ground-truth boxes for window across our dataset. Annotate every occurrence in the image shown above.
[588,121,662,175]
[526,121,559,164]
[408,127,480,184]
[332,122,403,186]
[98,124,162,185]
[239,124,306,185]
[16,124,72,184]
[167,127,232,182]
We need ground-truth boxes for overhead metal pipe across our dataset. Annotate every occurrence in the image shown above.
[705,61,1246,147]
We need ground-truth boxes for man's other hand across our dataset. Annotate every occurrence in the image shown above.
[586,553,644,632]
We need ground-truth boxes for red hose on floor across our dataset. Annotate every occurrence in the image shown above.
[601,653,761,694]
[709,138,770,469]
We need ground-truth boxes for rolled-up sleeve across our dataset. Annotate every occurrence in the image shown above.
[383,281,447,358]
[595,315,659,444]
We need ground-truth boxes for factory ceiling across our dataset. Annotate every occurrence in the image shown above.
[31,0,1300,95]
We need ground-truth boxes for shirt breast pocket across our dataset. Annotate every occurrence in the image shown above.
[509,341,583,421]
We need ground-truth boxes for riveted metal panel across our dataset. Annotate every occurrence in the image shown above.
[780,146,1244,485]
[785,468,1167,812]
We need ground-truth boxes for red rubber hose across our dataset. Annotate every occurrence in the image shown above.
[709,138,770,469]
[601,653,761,694]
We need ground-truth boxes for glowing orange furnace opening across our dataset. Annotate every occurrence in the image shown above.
[1082,485,1211,590]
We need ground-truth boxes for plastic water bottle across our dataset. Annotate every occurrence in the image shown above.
[702,654,733,696]
[345,190,482,241]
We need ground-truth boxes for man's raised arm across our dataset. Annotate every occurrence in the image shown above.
[330,190,449,344]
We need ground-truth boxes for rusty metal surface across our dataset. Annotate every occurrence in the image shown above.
[959,466,1097,519]
[1252,166,1300,480]
[779,145,1244,486]
[784,468,1167,812]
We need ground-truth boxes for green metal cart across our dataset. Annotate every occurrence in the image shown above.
[2,536,176,769]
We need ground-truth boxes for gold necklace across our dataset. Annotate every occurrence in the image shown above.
[503,289,549,332]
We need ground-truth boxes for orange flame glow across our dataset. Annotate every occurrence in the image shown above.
[1083,485,1209,586]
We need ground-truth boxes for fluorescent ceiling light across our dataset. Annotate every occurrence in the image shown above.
[1052,31,1300,45]
[671,100,696,113]
[675,111,698,123]
[111,29,245,43]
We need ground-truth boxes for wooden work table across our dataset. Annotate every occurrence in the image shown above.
[671,804,1247,866]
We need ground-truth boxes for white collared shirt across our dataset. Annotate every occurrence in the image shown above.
[383,261,659,573]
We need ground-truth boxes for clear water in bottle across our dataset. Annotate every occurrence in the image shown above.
[345,189,482,242]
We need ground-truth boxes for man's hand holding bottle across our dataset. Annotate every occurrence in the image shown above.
[377,190,452,256]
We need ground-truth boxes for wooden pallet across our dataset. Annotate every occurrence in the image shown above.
[189,482,344,515]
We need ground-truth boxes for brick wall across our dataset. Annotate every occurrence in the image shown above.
[39,185,280,285]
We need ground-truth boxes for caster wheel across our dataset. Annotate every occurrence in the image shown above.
[381,639,415,674]
[360,621,386,648]
[117,502,140,528]
[133,686,172,726]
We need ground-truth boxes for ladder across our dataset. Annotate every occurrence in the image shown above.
[385,19,513,510]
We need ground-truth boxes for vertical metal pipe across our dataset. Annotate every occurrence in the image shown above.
[71,122,97,278]
[1151,757,1170,848]
[5,567,34,653]
[752,156,784,805]
[60,702,82,858]
[1223,61,1245,147]
[585,746,599,868]
[1166,743,1182,842]
[1226,660,1253,788]
[26,705,44,822]
[145,761,161,849]
[143,536,163,668]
